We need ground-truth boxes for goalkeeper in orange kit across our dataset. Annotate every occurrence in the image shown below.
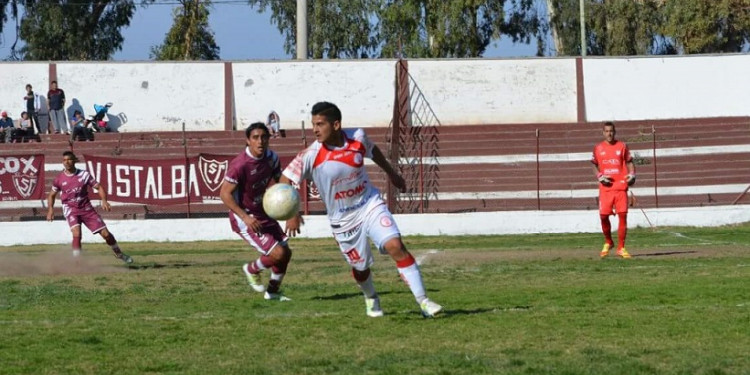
[591,121,636,259]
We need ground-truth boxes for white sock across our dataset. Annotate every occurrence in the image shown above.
[398,263,427,304]
[270,272,285,284]
[357,273,377,299]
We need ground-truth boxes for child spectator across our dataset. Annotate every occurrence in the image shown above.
[266,110,281,138]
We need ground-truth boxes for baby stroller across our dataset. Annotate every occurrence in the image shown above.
[91,102,113,133]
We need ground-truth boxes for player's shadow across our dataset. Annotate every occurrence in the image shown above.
[633,251,698,257]
[315,290,407,301]
[125,262,195,270]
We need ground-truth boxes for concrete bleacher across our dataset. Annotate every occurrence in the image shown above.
[1,117,749,221]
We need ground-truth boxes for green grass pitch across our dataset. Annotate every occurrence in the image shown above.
[1,224,749,374]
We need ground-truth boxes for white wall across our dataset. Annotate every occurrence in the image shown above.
[2,205,749,246]
[407,59,578,125]
[231,60,397,130]
[1,55,748,132]
[584,54,750,121]
[57,62,226,132]
[0,63,48,119]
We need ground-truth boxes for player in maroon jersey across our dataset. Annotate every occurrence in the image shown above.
[220,122,293,301]
[47,151,133,263]
[591,122,636,259]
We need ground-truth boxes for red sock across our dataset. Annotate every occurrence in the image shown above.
[600,215,613,245]
[72,236,82,250]
[618,214,628,249]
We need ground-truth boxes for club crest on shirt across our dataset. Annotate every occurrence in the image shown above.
[616,150,621,156]
[198,156,228,192]
[380,216,393,227]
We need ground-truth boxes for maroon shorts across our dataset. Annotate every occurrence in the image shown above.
[64,206,107,234]
[230,213,288,255]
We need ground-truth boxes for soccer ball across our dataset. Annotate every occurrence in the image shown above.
[262,183,300,220]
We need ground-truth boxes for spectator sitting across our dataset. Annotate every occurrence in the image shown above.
[0,111,14,143]
[14,111,33,142]
[70,112,94,142]
[92,102,113,132]
[266,110,281,138]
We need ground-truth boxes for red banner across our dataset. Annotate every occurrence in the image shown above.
[82,154,295,205]
[0,154,45,201]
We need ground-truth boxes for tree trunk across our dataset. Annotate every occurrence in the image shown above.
[545,0,565,55]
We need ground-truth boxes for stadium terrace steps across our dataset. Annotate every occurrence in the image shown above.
[1,117,749,220]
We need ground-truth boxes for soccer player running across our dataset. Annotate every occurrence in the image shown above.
[220,122,293,301]
[591,121,636,259]
[279,101,443,318]
[47,151,133,263]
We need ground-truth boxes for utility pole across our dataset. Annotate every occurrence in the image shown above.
[296,0,308,59]
[579,0,586,56]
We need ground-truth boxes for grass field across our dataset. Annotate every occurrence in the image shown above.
[1,224,749,375]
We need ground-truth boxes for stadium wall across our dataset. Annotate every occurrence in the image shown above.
[1,55,748,132]
[2,205,749,246]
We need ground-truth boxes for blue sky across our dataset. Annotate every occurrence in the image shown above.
[0,2,538,61]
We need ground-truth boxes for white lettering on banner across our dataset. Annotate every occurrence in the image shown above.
[172,165,185,197]
[157,167,170,199]
[0,156,38,175]
[131,166,143,197]
[116,165,130,197]
[145,167,157,199]
[107,163,113,195]
[86,159,201,201]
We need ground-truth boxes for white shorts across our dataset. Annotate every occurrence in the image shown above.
[332,204,401,271]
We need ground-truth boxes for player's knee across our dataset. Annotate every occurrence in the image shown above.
[352,268,370,282]
[383,237,406,253]
[270,244,292,264]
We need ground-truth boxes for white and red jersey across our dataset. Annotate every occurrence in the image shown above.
[283,128,382,228]
[51,168,98,212]
[591,140,633,192]
[224,147,281,221]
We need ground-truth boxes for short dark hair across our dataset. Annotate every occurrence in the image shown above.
[62,151,77,161]
[311,101,341,124]
[51,80,57,85]
[246,122,269,138]
[603,121,616,130]
[74,110,81,116]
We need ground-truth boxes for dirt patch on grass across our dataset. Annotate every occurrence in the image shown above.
[0,250,127,277]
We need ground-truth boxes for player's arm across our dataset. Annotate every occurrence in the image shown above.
[46,189,58,221]
[371,145,406,192]
[93,183,111,211]
[277,175,303,237]
[219,180,262,233]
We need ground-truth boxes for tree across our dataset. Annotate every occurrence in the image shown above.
[150,0,220,60]
[12,0,137,60]
[545,0,749,56]
[379,0,540,58]
[248,0,380,59]
[249,0,544,58]
[660,0,750,54]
